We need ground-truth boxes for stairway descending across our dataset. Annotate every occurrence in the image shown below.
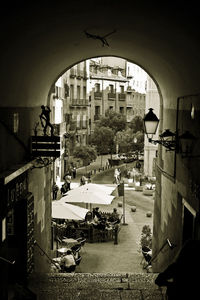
[28,272,166,300]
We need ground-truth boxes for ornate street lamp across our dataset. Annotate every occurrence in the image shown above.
[143,108,159,138]
[143,108,198,155]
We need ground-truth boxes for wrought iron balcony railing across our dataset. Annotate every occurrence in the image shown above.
[118,93,126,101]
[108,93,116,100]
[70,99,89,106]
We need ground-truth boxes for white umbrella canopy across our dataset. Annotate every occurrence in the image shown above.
[77,183,116,195]
[52,201,89,220]
[59,183,116,205]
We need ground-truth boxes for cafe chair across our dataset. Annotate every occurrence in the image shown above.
[75,256,82,266]
[71,244,81,252]
[77,238,86,252]
[140,246,152,268]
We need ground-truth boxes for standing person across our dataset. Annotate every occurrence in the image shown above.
[52,182,59,200]
[118,168,121,181]
[63,173,72,191]
[114,168,120,184]
[136,160,141,172]
[72,166,77,179]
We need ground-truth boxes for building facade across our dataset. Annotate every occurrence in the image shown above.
[144,76,160,177]
[49,57,147,183]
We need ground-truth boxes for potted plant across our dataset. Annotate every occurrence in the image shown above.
[140,225,152,250]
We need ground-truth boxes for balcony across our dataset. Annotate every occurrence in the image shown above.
[108,93,116,100]
[94,92,102,99]
[76,70,88,79]
[70,99,89,107]
[118,93,126,101]
[70,69,77,78]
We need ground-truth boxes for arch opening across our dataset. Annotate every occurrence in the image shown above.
[49,55,161,274]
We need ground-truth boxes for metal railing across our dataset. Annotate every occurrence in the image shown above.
[0,256,15,265]
[33,240,60,270]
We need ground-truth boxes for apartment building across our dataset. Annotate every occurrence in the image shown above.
[49,61,90,181]
[88,57,146,132]
[49,57,147,181]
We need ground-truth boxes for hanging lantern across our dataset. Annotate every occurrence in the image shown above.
[143,108,159,136]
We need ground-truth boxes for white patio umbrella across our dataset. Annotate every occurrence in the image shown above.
[59,183,115,205]
[77,183,116,196]
[52,201,89,220]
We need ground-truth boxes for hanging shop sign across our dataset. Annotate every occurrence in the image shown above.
[31,135,60,157]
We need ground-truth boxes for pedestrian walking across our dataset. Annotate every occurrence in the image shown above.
[114,168,120,184]
[72,166,76,179]
[63,173,72,191]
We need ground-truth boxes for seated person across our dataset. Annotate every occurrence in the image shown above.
[93,207,102,219]
[85,211,93,223]
[155,239,200,300]
[96,217,107,230]
[60,249,76,273]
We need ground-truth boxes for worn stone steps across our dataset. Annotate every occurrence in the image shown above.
[28,272,166,300]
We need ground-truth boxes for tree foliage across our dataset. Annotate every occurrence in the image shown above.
[91,126,115,155]
[73,145,97,166]
[129,115,144,133]
[96,110,127,134]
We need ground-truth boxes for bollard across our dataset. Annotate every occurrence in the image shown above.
[131,206,136,212]
[146,211,152,217]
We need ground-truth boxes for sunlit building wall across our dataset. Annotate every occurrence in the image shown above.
[144,76,160,177]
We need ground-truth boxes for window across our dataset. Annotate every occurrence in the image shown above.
[109,106,113,111]
[83,86,86,99]
[64,83,69,97]
[109,84,114,93]
[77,86,80,100]
[95,83,100,92]
[70,85,74,100]
[119,107,124,114]
[120,85,124,93]
[82,115,87,128]
[77,115,81,128]
[95,106,100,115]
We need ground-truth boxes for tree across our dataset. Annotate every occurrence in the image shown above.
[91,126,115,154]
[73,145,97,171]
[91,126,115,165]
[96,110,127,134]
[117,128,135,153]
[132,131,144,152]
[129,115,144,133]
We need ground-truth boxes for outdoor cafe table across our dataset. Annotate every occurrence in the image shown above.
[62,238,79,247]
[57,247,71,255]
